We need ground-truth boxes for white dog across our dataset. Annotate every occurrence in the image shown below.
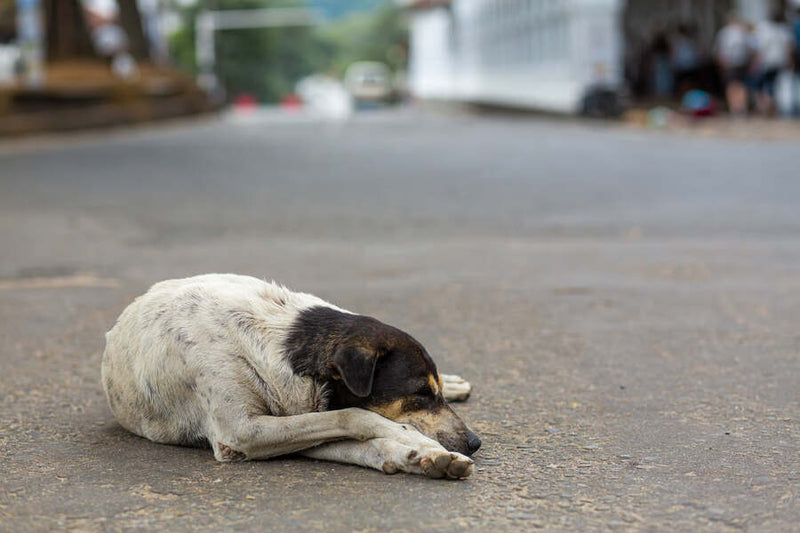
[102,274,479,479]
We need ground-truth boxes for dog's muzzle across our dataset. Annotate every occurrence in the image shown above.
[465,432,482,455]
[435,428,481,456]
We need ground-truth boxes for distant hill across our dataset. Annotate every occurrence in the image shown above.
[308,0,389,20]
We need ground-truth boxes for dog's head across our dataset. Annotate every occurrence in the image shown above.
[319,312,481,457]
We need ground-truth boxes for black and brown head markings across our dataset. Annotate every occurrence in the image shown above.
[284,306,481,456]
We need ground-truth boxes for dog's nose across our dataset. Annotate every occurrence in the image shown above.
[466,434,482,455]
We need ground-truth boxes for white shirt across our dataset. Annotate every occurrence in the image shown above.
[753,21,793,70]
[715,24,751,68]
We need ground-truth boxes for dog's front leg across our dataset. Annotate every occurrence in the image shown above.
[208,407,473,478]
[207,405,468,468]
[208,407,391,461]
[300,438,474,479]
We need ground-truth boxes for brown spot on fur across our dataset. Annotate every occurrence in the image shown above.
[370,399,404,420]
[428,374,440,395]
[394,407,450,435]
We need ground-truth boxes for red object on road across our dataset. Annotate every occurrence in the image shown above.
[281,93,302,113]
[233,93,258,111]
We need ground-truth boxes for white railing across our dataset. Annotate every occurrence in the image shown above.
[410,0,622,113]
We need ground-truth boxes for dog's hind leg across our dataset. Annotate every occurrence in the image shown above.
[440,374,472,402]
[300,438,474,479]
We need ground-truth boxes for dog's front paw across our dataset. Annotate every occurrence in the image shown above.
[377,439,473,479]
[417,449,474,479]
[440,374,471,402]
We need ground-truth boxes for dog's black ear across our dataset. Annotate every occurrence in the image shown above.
[330,345,377,398]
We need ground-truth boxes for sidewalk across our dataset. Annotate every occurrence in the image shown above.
[0,61,215,137]
[623,108,800,141]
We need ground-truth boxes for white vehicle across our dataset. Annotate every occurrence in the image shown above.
[344,61,394,102]
[295,74,353,119]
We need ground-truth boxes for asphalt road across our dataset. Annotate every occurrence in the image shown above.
[1,109,798,531]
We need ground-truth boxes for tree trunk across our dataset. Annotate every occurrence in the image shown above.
[43,0,98,62]
[117,0,150,61]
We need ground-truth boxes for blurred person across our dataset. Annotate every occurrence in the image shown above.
[670,23,701,97]
[650,31,673,98]
[751,10,794,115]
[714,12,752,115]
[793,6,800,115]
[624,34,648,98]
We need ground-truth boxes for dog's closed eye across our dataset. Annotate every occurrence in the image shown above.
[413,384,434,398]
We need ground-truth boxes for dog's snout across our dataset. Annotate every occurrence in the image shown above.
[466,433,481,455]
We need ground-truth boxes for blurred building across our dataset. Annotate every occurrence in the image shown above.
[404,0,785,114]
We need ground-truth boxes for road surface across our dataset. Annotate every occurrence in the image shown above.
[1,109,798,531]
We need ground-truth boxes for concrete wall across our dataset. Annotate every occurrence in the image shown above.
[409,7,455,99]
[409,0,623,113]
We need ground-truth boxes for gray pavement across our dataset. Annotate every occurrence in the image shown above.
[1,109,798,531]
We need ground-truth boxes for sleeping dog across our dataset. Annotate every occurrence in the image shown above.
[102,274,480,479]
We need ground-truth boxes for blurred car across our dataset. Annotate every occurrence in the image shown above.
[344,61,393,103]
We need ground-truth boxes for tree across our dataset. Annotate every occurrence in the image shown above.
[117,0,150,61]
[314,3,408,77]
[167,0,408,103]
[43,0,98,62]
[169,0,325,103]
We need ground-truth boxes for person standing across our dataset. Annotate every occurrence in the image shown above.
[793,6,800,116]
[714,12,752,116]
[650,31,674,98]
[670,23,701,97]
[751,10,794,115]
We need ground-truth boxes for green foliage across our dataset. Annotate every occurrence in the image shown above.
[313,3,408,77]
[169,10,199,75]
[168,0,407,103]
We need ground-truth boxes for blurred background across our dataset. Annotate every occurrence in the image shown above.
[2,2,800,531]
[1,0,799,129]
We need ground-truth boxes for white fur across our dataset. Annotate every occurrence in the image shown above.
[101,274,473,478]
